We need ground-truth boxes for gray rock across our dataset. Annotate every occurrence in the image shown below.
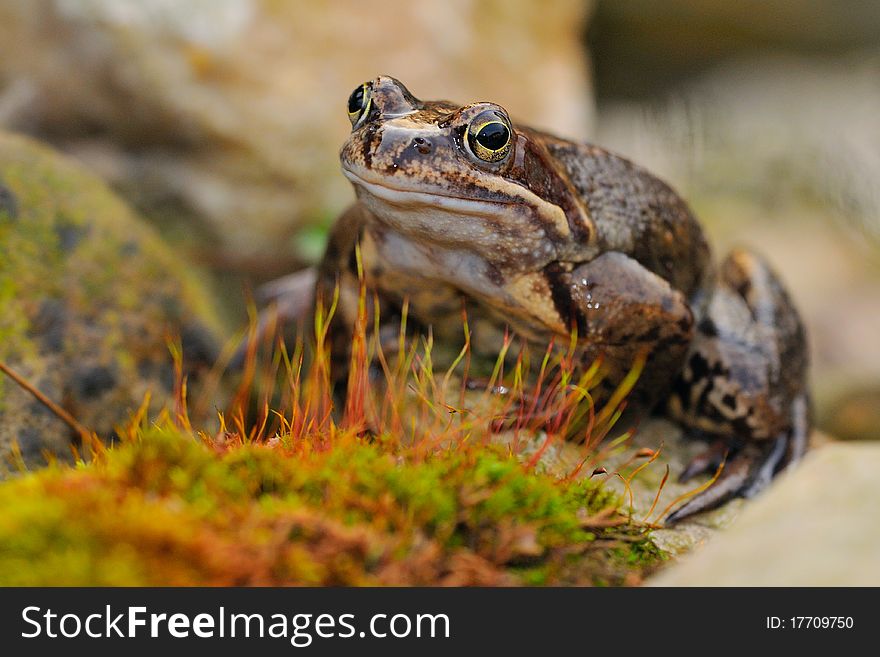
[648,442,880,586]
[0,130,225,471]
[495,415,744,554]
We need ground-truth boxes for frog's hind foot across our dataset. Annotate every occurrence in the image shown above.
[666,435,788,524]
[677,435,731,483]
[667,392,809,524]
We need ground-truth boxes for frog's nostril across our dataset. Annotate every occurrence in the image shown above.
[412,137,432,154]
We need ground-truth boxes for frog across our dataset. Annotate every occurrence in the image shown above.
[268,75,810,523]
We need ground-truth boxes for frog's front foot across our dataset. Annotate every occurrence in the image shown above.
[230,267,317,367]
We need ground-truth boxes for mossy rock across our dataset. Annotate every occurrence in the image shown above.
[0,131,225,470]
[0,426,663,586]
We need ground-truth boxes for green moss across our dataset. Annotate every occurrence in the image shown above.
[612,539,669,568]
[0,426,664,586]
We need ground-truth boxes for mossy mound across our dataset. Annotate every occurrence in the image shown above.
[0,131,224,468]
[0,426,664,585]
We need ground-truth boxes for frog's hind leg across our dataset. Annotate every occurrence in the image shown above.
[665,248,809,523]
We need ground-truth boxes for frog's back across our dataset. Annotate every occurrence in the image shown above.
[541,134,712,300]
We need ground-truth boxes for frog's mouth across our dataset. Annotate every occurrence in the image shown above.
[342,168,511,218]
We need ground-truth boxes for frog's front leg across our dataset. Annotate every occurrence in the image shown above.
[560,251,695,413]
[665,248,809,523]
[231,204,366,368]
[315,205,402,399]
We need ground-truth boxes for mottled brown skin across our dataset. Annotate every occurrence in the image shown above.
[317,76,810,522]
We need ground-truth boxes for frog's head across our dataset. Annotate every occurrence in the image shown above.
[340,76,583,268]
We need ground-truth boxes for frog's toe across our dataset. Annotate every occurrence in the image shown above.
[780,393,810,468]
[665,455,751,524]
[666,435,788,524]
[678,436,730,483]
[739,435,788,498]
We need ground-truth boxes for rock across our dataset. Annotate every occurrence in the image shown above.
[0,131,224,470]
[647,442,880,586]
[0,0,595,270]
[502,417,744,555]
[591,0,880,98]
[820,385,880,443]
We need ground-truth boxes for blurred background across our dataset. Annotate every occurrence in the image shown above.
[1,0,878,441]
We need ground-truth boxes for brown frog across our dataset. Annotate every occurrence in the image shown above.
[282,76,809,522]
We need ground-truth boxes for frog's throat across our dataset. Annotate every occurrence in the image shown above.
[342,168,571,237]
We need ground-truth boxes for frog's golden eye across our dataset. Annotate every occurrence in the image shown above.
[347,82,372,128]
[466,112,512,163]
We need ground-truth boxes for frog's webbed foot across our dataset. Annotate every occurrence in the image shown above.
[677,434,730,483]
[666,392,810,524]
[257,268,318,316]
[665,436,783,524]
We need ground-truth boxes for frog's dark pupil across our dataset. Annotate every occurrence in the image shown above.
[348,86,365,115]
[475,122,509,150]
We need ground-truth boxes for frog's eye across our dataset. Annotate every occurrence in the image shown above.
[466,112,512,163]
[347,82,372,128]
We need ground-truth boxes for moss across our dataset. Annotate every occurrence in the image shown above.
[612,539,669,568]
[0,426,663,586]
